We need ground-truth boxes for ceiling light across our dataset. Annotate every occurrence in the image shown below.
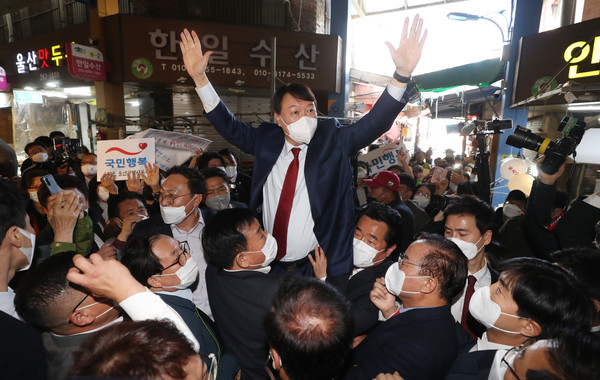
[567,101,600,111]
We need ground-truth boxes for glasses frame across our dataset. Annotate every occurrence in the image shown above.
[161,241,190,273]
[501,339,536,380]
[72,293,90,314]
[153,192,192,204]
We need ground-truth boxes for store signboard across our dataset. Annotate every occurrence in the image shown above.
[105,15,342,92]
[0,66,6,91]
[97,138,155,180]
[358,140,408,176]
[512,17,600,106]
[66,43,106,81]
[13,90,43,103]
[13,43,68,74]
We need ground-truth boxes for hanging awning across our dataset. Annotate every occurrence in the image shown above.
[414,58,506,92]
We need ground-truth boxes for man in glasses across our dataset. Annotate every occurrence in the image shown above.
[444,258,594,380]
[14,251,199,380]
[131,165,213,318]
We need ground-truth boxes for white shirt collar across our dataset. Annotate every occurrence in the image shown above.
[471,332,514,352]
[224,266,271,274]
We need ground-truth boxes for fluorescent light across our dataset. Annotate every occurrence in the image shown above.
[64,87,92,96]
[447,12,480,21]
[129,101,140,107]
[24,86,34,91]
[46,82,58,88]
[567,101,600,111]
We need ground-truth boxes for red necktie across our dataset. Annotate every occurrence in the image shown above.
[461,275,477,339]
[273,148,301,261]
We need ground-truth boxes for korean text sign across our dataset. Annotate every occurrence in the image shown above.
[98,138,155,180]
[358,140,408,176]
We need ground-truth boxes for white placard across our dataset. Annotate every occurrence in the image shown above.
[573,128,600,165]
[97,138,155,180]
[128,129,212,172]
[358,140,408,176]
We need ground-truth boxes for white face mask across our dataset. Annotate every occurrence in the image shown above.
[353,238,386,268]
[243,233,278,268]
[81,164,97,177]
[15,227,35,271]
[75,298,116,320]
[153,257,199,290]
[280,115,318,145]
[225,166,237,181]
[413,195,430,208]
[357,167,368,179]
[205,193,230,211]
[469,286,525,334]
[449,236,483,261]
[160,195,197,225]
[32,152,48,163]
[97,186,111,202]
[384,263,429,296]
[503,203,523,219]
[28,190,39,204]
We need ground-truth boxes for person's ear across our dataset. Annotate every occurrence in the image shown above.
[483,230,493,246]
[193,194,202,208]
[270,348,283,370]
[235,253,250,269]
[384,244,397,258]
[5,226,25,248]
[147,276,164,289]
[593,299,600,313]
[274,113,282,127]
[420,276,438,295]
[520,319,542,338]
[70,309,96,327]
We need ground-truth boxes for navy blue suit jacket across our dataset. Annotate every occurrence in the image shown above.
[444,348,496,380]
[343,305,460,380]
[205,89,409,276]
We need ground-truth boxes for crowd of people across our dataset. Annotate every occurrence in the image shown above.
[1,15,599,380]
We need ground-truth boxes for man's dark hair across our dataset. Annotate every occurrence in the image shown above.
[108,191,148,219]
[398,173,416,192]
[456,181,480,198]
[218,148,236,159]
[37,174,89,208]
[499,257,594,337]
[202,208,255,269]
[356,202,402,252]
[21,168,50,191]
[444,195,495,235]
[34,136,53,149]
[70,320,197,379]
[199,167,229,184]
[0,179,27,241]
[273,83,316,115]
[49,131,66,139]
[539,330,600,380]
[387,165,405,173]
[14,251,78,330]
[551,247,600,307]
[165,165,206,196]
[264,276,352,380]
[122,234,164,287]
[196,151,225,170]
[506,189,527,204]
[24,142,46,155]
[415,233,468,303]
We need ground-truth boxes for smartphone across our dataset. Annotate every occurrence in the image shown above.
[41,174,62,195]
[431,167,448,184]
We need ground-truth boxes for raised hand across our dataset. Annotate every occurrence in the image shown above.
[308,245,328,279]
[48,191,81,243]
[99,172,118,195]
[141,163,161,192]
[126,172,144,194]
[180,29,213,88]
[370,277,398,319]
[385,14,427,77]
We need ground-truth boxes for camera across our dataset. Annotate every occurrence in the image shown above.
[506,117,586,175]
[53,137,82,161]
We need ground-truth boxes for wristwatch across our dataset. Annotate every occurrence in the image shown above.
[393,71,411,83]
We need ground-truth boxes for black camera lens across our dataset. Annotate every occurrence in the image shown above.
[506,126,549,153]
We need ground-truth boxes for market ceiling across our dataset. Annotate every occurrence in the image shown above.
[351,0,469,18]
[0,0,47,13]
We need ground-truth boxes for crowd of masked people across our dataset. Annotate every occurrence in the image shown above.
[0,131,598,380]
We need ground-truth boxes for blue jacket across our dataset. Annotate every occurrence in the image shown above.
[205,88,408,276]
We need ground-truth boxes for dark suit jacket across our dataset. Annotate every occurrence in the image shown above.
[158,293,239,380]
[343,305,460,380]
[42,330,92,380]
[555,197,600,249]
[444,348,496,380]
[205,264,285,380]
[406,199,430,233]
[231,172,252,205]
[0,311,47,380]
[524,180,560,260]
[328,260,393,335]
[386,198,416,252]
[205,88,409,276]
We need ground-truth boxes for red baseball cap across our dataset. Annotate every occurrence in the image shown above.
[363,170,400,192]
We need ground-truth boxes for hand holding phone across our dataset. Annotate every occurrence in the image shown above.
[41,174,62,195]
[430,167,448,184]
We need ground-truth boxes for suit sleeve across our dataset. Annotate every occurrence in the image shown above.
[204,101,258,154]
[555,198,600,249]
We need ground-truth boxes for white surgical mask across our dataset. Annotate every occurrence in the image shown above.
[503,203,523,219]
[280,115,318,145]
[75,298,116,320]
[32,152,48,163]
[97,186,111,202]
[160,195,197,225]
[15,227,35,271]
[413,195,430,208]
[81,164,97,177]
[153,257,199,290]
[384,263,429,296]
[28,190,39,204]
[205,193,230,211]
[449,236,483,261]
[353,238,386,268]
[243,233,278,268]
[469,286,525,334]
[225,166,237,181]
[357,167,368,179]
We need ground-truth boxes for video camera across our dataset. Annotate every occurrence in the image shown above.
[506,117,586,175]
[53,137,82,161]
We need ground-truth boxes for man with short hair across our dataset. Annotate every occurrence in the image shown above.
[443,195,498,339]
[131,165,212,317]
[364,170,415,252]
[181,16,427,276]
[203,208,285,380]
[199,167,247,212]
[219,147,252,205]
[22,141,53,174]
[264,276,353,380]
[397,172,429,232]
[343,234,468,380]
[104,191,150,257]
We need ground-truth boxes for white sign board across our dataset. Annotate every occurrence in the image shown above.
[128,129,212,172]
[358,140,408,176]
[573,128,600,165]
[97,138,155,180]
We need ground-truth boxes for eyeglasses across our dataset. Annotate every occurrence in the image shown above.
[72,293,90,314]
[501,339,536,380]
[161,241,190,272]
[153,192,192,204]
[199,353,218,380]
[415,191,431,198]
[398,255,420,268]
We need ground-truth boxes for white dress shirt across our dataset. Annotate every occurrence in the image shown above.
[451,259,492,322]
[469,332,513,352]
[0,288,19,319]
[170,210,212,319]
